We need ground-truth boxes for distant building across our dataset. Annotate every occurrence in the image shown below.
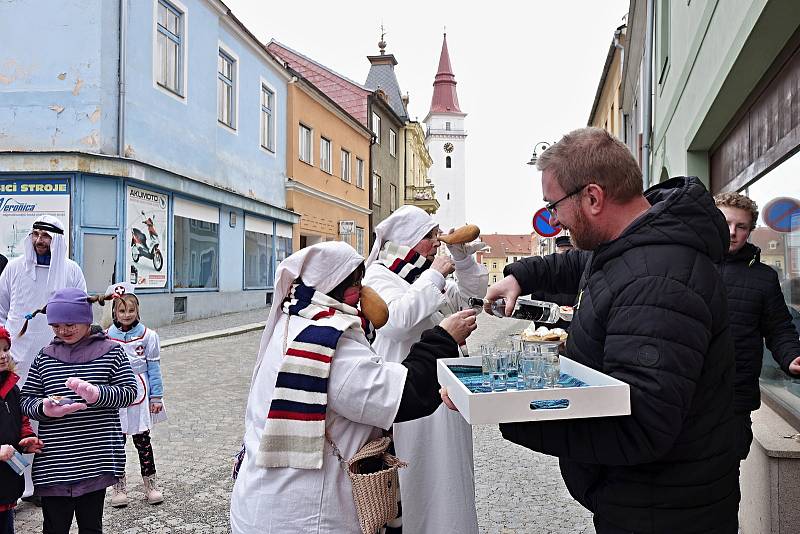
[477,234,533,285]
[588,24,627,139]
[424,34,467,232]
[400,120,437,214]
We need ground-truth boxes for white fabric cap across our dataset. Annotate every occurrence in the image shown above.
[106,281,136,297]
[24,215,67,299]
[251,241,365,380]
[365,205,438,266]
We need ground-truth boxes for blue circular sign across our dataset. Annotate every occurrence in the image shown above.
[532,207,561,237]
[763,197,800,233]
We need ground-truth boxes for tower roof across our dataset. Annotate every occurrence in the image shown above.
[365,36,408,121]
[428,34,462,114]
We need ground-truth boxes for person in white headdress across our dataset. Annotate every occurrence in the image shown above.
[229,241,477,534]
[362,205,489,534]
[0,214,86,499]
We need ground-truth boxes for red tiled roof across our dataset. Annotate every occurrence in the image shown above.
[268,41,371,127]
[750,226,787,251]
[478,234,532,259]
[429,34,462,114]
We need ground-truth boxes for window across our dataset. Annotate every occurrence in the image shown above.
[340,149,350,182]
[356,157,364,188]
[735,149,800,420]
[389,129,397,157]
[445,121,451,130]
[372,112,381,144]
[260,84,275,152]
[173,200,219,289]
[218,49,236,128]
[390,183,397,212]
[492,275,498,283]
[320,137,332,173]
[446,156,452,168]
[299,124,312,164]
[657,0,670,84]
[155,0,184,95]
[492,262,497,270]
[275,236,292,263]
[245,230,273,288]
[356,227,365,255]
[373,173,381,205]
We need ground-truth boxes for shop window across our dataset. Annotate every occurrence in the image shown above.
[244,230,273,289]
[275,235,292,263]
[173,202,219,289]
[741,149,800,419]
[356,227,365,255]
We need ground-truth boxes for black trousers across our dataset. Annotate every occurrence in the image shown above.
[41,489,105,534]
[0,509,14,534]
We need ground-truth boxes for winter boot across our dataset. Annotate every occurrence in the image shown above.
[110,475,129,507]
[142,474,164,504]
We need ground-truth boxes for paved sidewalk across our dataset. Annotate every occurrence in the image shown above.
[156,309,270,342]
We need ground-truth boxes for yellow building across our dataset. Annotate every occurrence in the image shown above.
[399,119,438,214]
[588,23,627,138]
[285,75,372,255]
[477,234,534,285]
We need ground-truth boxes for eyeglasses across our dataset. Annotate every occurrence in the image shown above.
[545,184,589,215]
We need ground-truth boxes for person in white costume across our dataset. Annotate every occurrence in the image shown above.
[229,241,477,534]
[0,215,86,499]
[362,205,489,534]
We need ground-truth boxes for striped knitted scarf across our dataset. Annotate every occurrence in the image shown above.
[375,241,433,284]
[256,282,374,470]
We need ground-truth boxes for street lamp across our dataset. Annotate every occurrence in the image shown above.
[527,141,553,166]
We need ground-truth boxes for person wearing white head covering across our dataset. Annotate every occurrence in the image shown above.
[362,205,489,534]
[0,214,86,499]
[229,241,477,534]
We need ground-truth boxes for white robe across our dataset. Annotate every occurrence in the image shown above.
[0,256,86,385]
[230,312,408,534]
[363,257,488,534]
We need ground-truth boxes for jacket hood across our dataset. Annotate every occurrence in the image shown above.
[593,176,729,266]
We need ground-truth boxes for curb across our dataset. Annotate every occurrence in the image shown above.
[161,321,266,348]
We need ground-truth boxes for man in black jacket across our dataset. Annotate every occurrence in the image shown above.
[714,192,800,459]
[485,128,739,533]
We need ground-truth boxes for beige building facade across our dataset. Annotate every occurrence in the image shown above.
[399,120,437,214]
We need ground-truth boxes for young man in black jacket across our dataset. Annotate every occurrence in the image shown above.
[714,192,800,459]
[484,128,740,533]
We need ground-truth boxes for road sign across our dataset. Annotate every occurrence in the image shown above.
[532,207,561,237]
[763,197,800,233]
[338,220,355,235]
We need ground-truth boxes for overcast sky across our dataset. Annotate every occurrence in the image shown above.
[224,0,629,235]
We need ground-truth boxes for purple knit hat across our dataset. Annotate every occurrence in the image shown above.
[46,288,93,325]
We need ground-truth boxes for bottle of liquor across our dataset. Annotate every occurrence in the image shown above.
[468,297,572,323]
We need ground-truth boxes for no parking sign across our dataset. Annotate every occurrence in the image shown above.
[763,197,800,233]
[532,207,561,237]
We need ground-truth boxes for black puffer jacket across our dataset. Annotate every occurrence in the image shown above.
[500,177,739,533]
[719,242,800,413]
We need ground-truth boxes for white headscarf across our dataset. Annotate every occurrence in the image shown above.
[365,205,438,266]
[252,241,365,378]
[24,215,68,299]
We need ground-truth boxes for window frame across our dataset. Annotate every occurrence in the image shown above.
[340,149,351,182]
[389,129,397,157]
[355,157,364,188]
[373,172,381,206]
[389,183,397,212]
[355,226,365,255]
[152,0,188,101]
[372,112,381,144]
[217,43,238,131]
[259,79,276,153]
[320,137,332,174]
[299,124,313,164]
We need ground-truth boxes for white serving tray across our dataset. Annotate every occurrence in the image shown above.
[436,356,631,425]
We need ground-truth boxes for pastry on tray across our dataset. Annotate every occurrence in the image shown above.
[521,325,568,342]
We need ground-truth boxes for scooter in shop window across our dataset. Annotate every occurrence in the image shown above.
[131,211,164,271]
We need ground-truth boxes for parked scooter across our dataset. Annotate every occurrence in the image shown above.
[131,211,163,271]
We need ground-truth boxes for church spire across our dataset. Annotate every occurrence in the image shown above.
[429,33,462,114]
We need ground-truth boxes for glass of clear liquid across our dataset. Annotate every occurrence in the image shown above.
[519,344,543,390]
[480,344,495,388]
[489,352,509,392]
[540,343,560,388]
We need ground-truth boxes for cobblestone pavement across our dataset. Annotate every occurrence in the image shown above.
[14,313,592,533]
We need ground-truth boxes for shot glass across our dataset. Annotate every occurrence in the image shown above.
[480,344,495,388]
[489,353,508,392]
[519,349,543,390]
[540,343,560,388]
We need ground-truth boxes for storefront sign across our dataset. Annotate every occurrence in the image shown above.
[126,186,168,288]
[0,178,71,259]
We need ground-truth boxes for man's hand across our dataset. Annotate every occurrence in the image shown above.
[484,275,522,317]
[0,444,14,461]
[439,387,459,412]
[439,309,478,345]
[43,398,87,418]
[431,256,455,277]
[150,398,164,414]
[789,356,800,375]
[19,437,44,454]
[65,377,100,404]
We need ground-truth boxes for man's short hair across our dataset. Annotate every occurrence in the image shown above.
[536,127,643,202]
[714,192,758,230]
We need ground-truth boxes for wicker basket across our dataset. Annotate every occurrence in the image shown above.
[345,437,407,534]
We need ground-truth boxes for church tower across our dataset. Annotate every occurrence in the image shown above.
[424,33,467,232]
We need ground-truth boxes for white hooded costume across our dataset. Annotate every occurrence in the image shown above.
[230,242,409,534]
[362,205,488,534]
[0,215,86,384]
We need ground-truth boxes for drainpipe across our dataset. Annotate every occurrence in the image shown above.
[117,0,128,157]
[642,0,655,188]
[614,26,625,137]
